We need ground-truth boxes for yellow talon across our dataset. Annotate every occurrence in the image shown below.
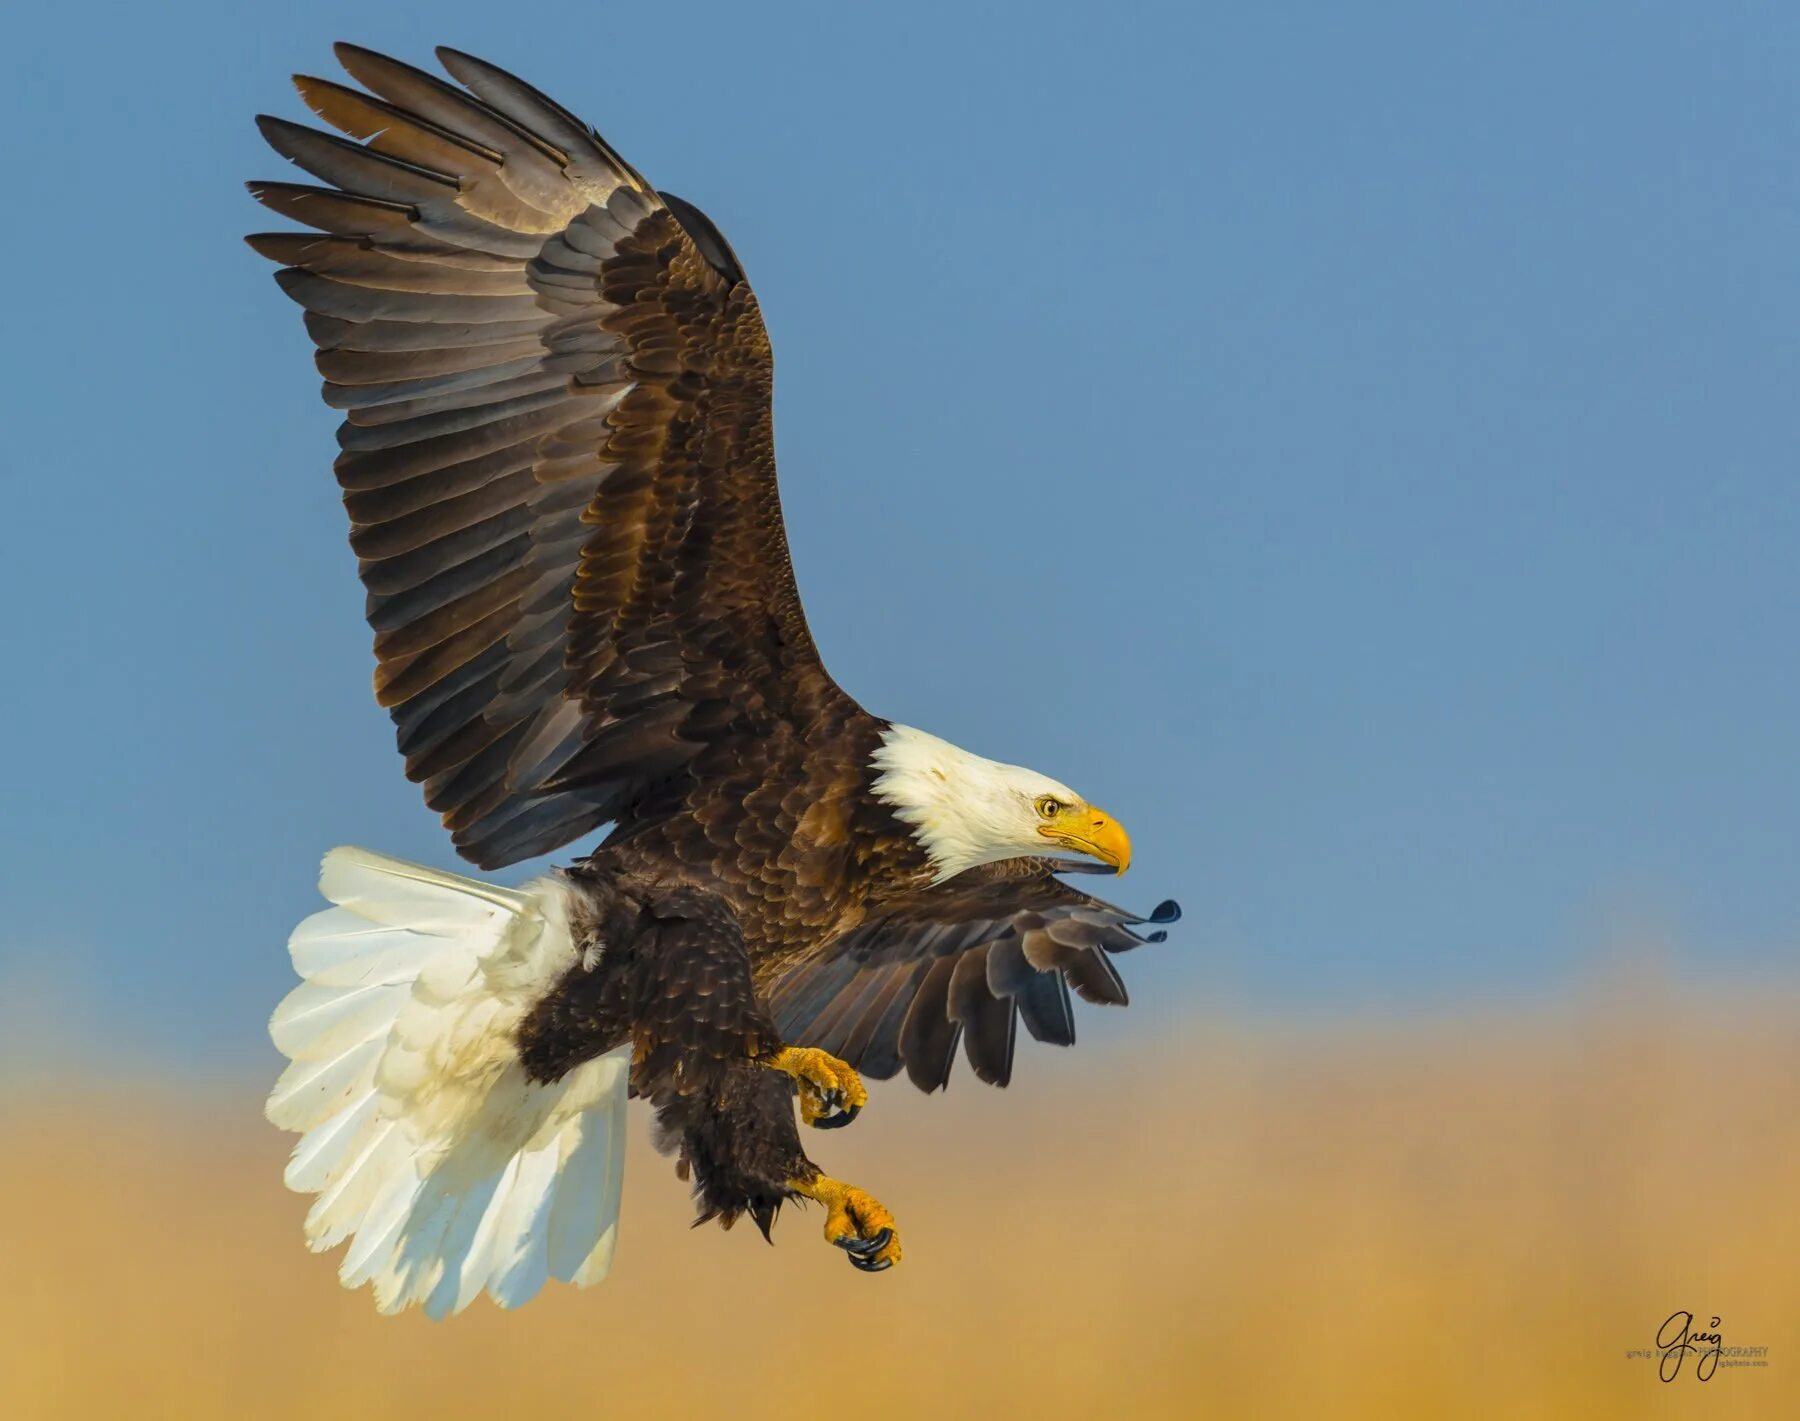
[766,1045,868,1128]
[788,1174,902,1272]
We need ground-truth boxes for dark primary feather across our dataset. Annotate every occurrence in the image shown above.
[248,43,852,869]
[769,860,1180,1092]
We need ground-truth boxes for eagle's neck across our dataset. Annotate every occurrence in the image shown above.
[869,723,1029,884]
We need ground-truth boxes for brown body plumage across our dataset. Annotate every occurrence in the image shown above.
[250,43,1175,1270]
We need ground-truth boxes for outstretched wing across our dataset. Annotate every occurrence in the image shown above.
[249,45,851,868]
[767,862,1181,1092]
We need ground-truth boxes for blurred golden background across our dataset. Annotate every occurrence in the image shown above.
[5,979,1794,1420]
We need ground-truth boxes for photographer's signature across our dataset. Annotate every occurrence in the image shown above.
[1625,1311,1770,1381]
[1656,1311,1723,1382]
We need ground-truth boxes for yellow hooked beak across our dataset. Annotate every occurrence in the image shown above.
[1037,804,1132,874]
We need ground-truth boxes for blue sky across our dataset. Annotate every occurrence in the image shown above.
[3,2,1796,1073]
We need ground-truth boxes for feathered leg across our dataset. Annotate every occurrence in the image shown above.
[558,882,901,1267]
[650,1060,899,1268]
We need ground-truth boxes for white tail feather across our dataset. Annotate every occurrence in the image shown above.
[268,847,627,1318]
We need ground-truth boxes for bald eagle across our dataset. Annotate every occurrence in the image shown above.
[251,43,1178,1317]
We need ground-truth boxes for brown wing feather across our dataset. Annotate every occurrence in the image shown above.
[767,862,1181,1092]
[250,44,850,867]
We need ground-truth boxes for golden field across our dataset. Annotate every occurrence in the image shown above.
[3,982,1796,1420]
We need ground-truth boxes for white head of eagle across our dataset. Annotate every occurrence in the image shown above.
[871,724,1133,883]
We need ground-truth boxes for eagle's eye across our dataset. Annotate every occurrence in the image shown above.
[1035,795,1062,819]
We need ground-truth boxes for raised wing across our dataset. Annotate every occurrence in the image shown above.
[248,45,849,868]
[767,862,1181,1092]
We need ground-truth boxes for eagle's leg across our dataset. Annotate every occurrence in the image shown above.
[764,1045,867,1129]
[653,1057,902,1270]
[786,1171,903,1272]
[613,884,899,1269]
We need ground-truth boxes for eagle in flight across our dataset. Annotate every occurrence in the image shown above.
[251,43,1178,1317]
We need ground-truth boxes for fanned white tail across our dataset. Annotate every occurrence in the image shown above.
[267,847,628,1318]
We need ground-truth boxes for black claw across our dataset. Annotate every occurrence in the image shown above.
[813,1100,861,1130]
[834,1222,894,1270]
[834,1225,892,1257]
[853,1227,894,1255]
